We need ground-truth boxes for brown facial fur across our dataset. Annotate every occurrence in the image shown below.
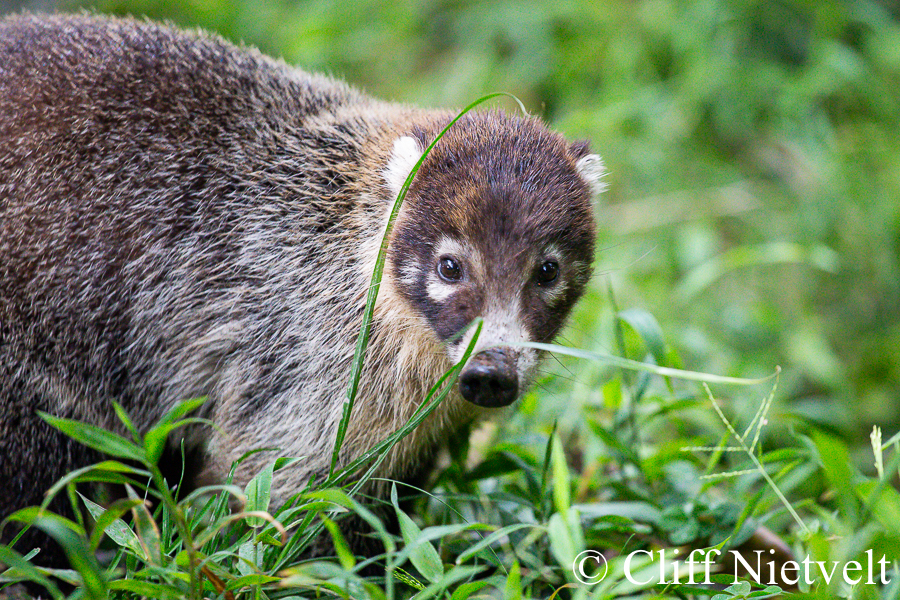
[0,13,601,563]
[390,113,596,349]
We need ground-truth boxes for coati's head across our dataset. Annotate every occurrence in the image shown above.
[384,111,603,408]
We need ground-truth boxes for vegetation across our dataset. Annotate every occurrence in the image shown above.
[2,0,900,598]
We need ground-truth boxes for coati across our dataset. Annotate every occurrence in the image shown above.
[0,13,602,560]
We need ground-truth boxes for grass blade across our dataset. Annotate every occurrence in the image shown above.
[329,93,525,475]
[517,342,779,386]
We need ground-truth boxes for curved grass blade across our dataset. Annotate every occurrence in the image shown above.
[517,341,779,386]
[5,510,107,599]
[329,93,526,476]
[38,412,146,462]
[285,321,484,564]
[0,545,65,600]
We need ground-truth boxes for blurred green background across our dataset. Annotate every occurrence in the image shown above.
[5,0,899,458]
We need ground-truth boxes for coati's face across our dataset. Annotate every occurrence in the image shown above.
[385,112,603,408]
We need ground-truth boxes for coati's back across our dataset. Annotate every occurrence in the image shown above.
[0,14,380,539]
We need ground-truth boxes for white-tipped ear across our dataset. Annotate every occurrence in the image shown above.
[384,135,424,200]
[575,154,607,197]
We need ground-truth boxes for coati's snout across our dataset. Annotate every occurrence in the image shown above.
[459,348,518,407]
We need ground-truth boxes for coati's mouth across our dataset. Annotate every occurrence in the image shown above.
[458,347,519,408]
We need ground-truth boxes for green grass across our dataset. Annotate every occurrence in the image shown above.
[4,0,900,597]
[2,303,898,598]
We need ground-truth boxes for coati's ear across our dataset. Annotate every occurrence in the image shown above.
[384,135,424,201]
[570,140,606,197]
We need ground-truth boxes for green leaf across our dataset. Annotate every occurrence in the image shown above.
[4,507,84,535]
[397,532,443,584]
[143,417,209,466]
[176,483,245,509]
[303,488,395,553]
[408,566,486,600]
[141,397,210,466]
[450,580,493,600]
[748,586,783,597]
[551,434,570,515]
[237,540,258,576]
[106,578,186,598]
[617,307,667,366]
[882,428,900,448]
[517,342,777,386]
[158,396,208,425]
[112,402,140,442]
[504,560,522,600]
[39,412,146,462]
[255,531,284,547]
[857,479,900,529]
[573,501,661,524]
[812,431,860,524]
[244,460,274,528]
[321,515,356,570]
[455,523,534,564]
[587,419,642,464]
[18,512,106,600]
[539,421,557,519]
[392,484,444,583]
[547,512,575,570]
[729,580,751,596]
[42,460,148,509]
[143,424,177,466]
[224,573,282,590]
[0,545,65,600]
[125,486,163,567]
[79,494,145,556]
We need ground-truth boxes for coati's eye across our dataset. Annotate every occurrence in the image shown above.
[437,256,463,282]
[536,260,559,286]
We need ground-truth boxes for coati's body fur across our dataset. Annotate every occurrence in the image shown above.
[0,14,602,560]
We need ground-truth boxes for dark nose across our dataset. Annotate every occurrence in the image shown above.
[459,348,518,408]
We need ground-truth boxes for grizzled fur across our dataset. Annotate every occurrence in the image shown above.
[0,13,601,562]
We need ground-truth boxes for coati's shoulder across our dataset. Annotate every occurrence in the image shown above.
[0,13,368,135]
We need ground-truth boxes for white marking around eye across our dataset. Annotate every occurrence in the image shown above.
[426,273,457,302]
[434,237,486,280]
[426,237,477,303]
[540,279,569,305]
[434,237,465,261]
[537,244,569,305]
